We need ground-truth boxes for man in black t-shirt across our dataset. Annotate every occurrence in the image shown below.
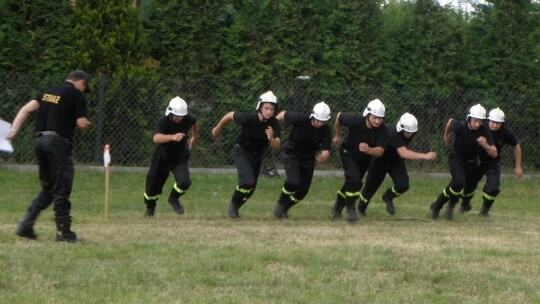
[143,96,199,217]
[212,91,281,218]
[8,70,91,242]
[272,102,332,219]
[359,113,437,216]
[458,107,522,217]
[331,99,388,222]
[430,104,497,220]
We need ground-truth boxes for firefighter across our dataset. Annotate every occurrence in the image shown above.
[212,91,281,218]
[430,104,497,220]
[331,99,389,222]
[143,96,199,217]
[358,113,437,216]
[459,107,522,217]
[273,102,332,219]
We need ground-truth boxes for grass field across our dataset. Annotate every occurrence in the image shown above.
[0,168,539,303]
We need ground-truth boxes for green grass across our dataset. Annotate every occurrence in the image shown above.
[0,169,539,303]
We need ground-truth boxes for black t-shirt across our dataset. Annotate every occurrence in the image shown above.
[153,114,197,161]
[379,128,412,163]
[339,113,388,161]
[282,111,332,160]
[34,81,88,140]
[479,125,519,163]
[233,112,281,154]
[450,119,494,161]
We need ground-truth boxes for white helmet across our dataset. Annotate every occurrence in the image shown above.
[362,98,385,117]
[488,107,505,122]
[165,96,188,116]
[467,104,487,120]
[256,91,278,110]
[396,112,418,133]
[310,102,331,121]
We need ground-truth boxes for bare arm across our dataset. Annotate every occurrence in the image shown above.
[476,137,497,158]
[188,122,200,150]
[397,147,437,161]
[276,110,286,123]
[513,143,523,179]
[360,145,384,158]
[6,100,40,140]
[332,112,342,148]
[153,132,186,144]
[211,112,235,139]
[443,118,453,145]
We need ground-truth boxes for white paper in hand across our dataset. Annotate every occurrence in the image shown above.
[0,119,14,153]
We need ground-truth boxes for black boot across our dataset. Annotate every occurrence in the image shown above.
[144,198,156,217]
[15,206,41,240]
[228,190,246,218]
[345,197,358,222]
[55,216,77,243]
[357,199,369,216]
[168,188,184,215]
[382,190,396,215]
[430,193,449,220]
[273,192,289,219]
[283,198,299,219]
[445,196,459,220]
[479,200,494,217]
[459,197,472,213]
[331,192,346,219]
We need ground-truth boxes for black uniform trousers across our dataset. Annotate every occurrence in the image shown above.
[234,145,263,193]
[462,161,501,198]
[282,151,316,201]
[446,155,478,197]
[31,134,74,218]
[362,159,409,200]
[339,150,371,198]
[145,153,191,198]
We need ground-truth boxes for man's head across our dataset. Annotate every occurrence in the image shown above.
[363,99,385,128]
[166,96,188,123]
[310,101,331,128]
[466,104,487,130]
[66,70,89,93]
[487,107,505,132]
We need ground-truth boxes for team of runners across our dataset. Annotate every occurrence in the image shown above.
[7,73,523,241]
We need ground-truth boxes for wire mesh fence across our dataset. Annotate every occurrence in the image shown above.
[1,72,538,173]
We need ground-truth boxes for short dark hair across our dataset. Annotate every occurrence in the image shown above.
[66,70,89,83]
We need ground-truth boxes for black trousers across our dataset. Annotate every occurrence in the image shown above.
[234,145,263,191]
[338,150,371,197]
[30,134,74,218]
[362,159,409,200]
[281,151,315,201]
[463,161,501,198]
[145,151,191,198]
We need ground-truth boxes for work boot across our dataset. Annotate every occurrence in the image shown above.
[358,202,369,216]
[382,192,396,215]
[331,193,346,219]
[273,192,289,219]
[445,199,458,220]
[282,200,297,219]
[168,196,184,214]
[228,190,246,218]
[144,206,155,218]
[345,198,358,222]
[430,193,449,220]
[55,216,77,243]
[479,200,494,217]
[168,188,184,214]
[459,199,472,213]
[144,198,157,218]
[15,207,40,240]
